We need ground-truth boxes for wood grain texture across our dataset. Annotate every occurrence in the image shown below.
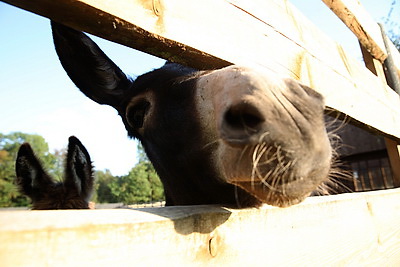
[1,189,400,266]
[385,138,400,187]
[322,0,387,61]
[360,43,400,190]
[322,0,400,75]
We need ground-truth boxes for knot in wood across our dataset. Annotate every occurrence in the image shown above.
[152,0,162,16]
[208,235,222,257]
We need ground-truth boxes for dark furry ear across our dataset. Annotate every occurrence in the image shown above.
[15,143,53,198]
[64,136,94,201]
[51,21,132,109]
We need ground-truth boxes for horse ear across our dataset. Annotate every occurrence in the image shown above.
[64,136,94,201]
[15,143,53,199]
[51,21,132,109]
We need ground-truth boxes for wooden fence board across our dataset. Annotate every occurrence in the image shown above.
[359,43,400,187]
[385,138,400,187]
[322,0,400,76]
[3,0,400,140]
[321,0,387,62]
[1,189,400,266]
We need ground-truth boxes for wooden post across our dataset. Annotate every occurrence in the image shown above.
[360,44,400,187]
[385,138,400,187]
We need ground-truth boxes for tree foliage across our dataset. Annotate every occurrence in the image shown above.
[100,144,164,205]
[92,169,119,204]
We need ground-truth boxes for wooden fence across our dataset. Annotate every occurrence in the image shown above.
[1,189,400,266]
[1,0,400,265]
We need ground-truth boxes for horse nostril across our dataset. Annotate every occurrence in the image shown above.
[225,108,263,130]
[224,102,264,130]
[221,102,265,144]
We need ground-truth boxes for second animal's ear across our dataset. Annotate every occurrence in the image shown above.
[15,143,53,199]
[64,136,94,201]
[51,21,133,109]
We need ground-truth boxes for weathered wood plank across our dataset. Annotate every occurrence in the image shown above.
[360,43,400,188]
[321,0,387,62]
[385,138,400,187]
[322,0,400,76]
[2,0,400,140]
[1,189,400,266]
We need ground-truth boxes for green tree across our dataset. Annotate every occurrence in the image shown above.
[107,143,164,205]
[93,169,119,203]
[111,165,152,204]
[0,146,25,206]
[136,143,164,202]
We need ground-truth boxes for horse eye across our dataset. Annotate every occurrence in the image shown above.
[126,101,150,129]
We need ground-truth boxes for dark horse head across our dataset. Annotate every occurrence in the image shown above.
[15,136,94,210]
[51,22,332,208]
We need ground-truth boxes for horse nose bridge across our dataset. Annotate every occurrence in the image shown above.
[214,69,279,146]
[196,66,281,145]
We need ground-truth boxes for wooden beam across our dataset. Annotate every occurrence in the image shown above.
[1,189,400,265]
[1,0,233,70]
[387,41,400,78]
[321,0,387,62]
[322,0,400,75]
[385,138,400,187]
[3,0,400,140]
[360,43,400,188]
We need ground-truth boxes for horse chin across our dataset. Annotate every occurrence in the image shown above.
[217,143,331,208]
[231,180,311,208]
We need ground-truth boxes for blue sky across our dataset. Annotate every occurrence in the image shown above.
[0,1,397,176]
